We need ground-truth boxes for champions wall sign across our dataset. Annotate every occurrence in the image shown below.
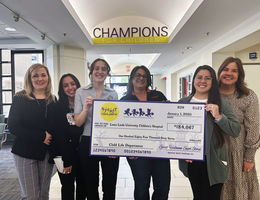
[91,16,170,44]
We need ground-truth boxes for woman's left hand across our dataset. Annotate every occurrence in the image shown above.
[43,131,52,145]
[243,161,254,172]
[63,166,72,174]
[206,104,221,120]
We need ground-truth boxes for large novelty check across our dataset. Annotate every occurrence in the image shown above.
[90,100,206,160]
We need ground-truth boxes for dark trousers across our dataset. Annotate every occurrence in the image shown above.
[188,160,223,200]
[78,136,120,200]
[58,154,85,200]
[127,157,170,200]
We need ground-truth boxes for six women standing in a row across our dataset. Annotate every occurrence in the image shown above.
[8,57,259,200]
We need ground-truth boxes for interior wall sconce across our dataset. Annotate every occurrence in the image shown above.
[13,14,20,22]
[41,33,46,40]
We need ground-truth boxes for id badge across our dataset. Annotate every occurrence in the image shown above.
[66,113,75,125]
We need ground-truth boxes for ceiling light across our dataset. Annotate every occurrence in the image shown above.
[5,27,16,32]
[186,46,192,50]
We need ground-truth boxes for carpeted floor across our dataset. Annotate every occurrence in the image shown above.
[0,145,21,200]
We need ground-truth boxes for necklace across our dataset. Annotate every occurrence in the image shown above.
[31,92,47,118]
[35,99,47,119]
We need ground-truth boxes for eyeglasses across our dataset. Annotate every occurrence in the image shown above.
[195,75,212,81]
[134,73,148,79]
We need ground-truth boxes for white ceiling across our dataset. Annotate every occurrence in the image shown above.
[0,0,260,74]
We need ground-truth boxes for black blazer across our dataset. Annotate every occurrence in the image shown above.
[49,101,83,167]
[8,94,55,161]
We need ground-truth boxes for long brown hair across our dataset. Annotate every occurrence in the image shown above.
[58,73,81,106]
[192,65,225,148]
[218,57,249,98]
[16,63,54,104]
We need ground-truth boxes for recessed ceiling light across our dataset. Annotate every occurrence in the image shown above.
[186,46,192,50]
[5,27,16,32]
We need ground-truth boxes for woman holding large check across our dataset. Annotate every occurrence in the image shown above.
[178,65,241,200]
[74,58,119,200]
[121,65,170,200]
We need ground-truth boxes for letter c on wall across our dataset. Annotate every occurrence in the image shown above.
[93,28,101,38]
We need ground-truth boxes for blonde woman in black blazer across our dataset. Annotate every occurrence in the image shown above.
[8,63,55,200]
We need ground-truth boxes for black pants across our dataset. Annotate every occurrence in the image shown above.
[78,136,120,200]
[127,157,170,200]
[58,154,85,200]
[188,160,223,200]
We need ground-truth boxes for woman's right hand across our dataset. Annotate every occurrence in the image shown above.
[75,96,93,127]
[44,131,52,145]
[85,96,94,110]
[185,160,192,163]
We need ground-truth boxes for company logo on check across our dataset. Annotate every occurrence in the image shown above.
[100,102,119,121]
[123,108,154,118]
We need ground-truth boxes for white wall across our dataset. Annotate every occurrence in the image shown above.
[153,74,166,95]
[243,64,260,99]
[171,73,178,101]
[235,44,260,111]
[59,45,87,86]
[165,12,260,100]
[46,45,87,95]
[45,45,59,95]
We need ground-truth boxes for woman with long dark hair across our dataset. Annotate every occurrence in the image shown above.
[178,65,241,200]
[50,73,84,200]
[121,65,171,200]
[218,57,259,200]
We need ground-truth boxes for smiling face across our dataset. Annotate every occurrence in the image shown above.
[219,62,239,87]
[92,60,108,83]
[62,76,77,99]
[194,69,212,97]
[31,67,49,91]
[132,68,148,91]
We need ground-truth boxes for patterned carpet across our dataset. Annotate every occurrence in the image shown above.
[0,145,21,200]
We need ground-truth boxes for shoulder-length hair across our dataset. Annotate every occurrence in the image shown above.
[58,73,81,106]
[89,58,111,79]
[17,63,54,104]
[126,65,152,95]
[217,57,249,98]
[191,65,224,147]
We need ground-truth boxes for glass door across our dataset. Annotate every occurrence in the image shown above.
[13,50,43,93]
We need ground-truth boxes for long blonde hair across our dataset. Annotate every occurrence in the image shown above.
[16,63,55,104]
